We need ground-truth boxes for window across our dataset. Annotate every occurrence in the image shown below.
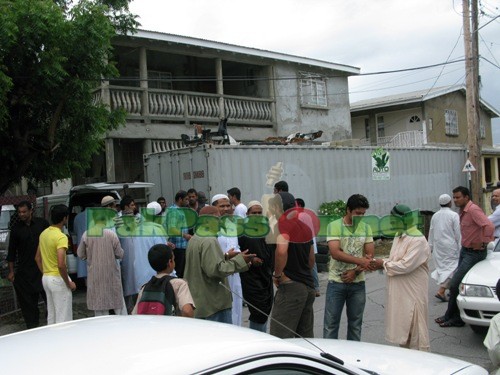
[409,115,421,123]
[299,72,327,107]
[377,116,385,138]
[148,70,173,90]
[485,158,492,184]
[445,109,458,135]
[364,118,370,139]
[480,118,486,139]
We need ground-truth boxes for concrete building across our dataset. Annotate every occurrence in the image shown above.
[350,85,499,148]
[80,30,360,183]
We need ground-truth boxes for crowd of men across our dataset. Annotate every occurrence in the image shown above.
[5,183,500,360]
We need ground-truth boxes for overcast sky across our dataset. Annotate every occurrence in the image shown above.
[129,0,500,143]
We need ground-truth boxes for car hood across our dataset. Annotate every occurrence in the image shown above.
[461,253,500,286]
[286,338,486,375]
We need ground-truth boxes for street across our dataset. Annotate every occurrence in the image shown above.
[0,268,495,373]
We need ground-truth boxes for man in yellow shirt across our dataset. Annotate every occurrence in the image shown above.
[36,205,76,324]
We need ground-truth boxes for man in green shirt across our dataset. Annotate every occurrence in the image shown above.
[184,205,255,323]
[323,194,374,341]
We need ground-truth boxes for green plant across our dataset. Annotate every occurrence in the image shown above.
[318,199,346,217]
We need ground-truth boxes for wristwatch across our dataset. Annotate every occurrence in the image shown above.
[272,272,282,279]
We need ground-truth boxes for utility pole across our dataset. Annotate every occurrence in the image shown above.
[463,0,483,207]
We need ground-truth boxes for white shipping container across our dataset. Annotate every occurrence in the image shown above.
[143,145,468,217]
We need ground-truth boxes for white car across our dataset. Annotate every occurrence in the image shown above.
[0,316,486,374]
[458,242,500,333]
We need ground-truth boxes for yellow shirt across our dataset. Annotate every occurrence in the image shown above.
[39,226,68,276]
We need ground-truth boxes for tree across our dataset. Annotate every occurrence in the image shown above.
[0,0,138,195]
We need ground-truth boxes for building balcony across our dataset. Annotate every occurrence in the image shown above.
[360,130,425,148]
[94,86,275,127]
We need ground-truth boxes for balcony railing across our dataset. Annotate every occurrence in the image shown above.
[95,86,275,125]
[360,131,425,148]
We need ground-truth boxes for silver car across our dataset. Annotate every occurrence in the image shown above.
[0,316,487,374]
[458,241,500,333]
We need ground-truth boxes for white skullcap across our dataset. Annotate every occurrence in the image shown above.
[438,194,452,205]
[146,201,162,215]
[247,200,263,210]
[211,194,229,205]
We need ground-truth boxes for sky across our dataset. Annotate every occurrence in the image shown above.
[129,0,500,143]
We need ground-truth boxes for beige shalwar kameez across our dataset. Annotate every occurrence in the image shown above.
[383,229,431,351]
[77,228,125,311]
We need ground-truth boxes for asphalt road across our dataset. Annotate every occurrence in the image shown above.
[0,267,495,373]
[310,270,494,373]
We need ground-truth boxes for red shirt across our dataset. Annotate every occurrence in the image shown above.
[459,201,494,248]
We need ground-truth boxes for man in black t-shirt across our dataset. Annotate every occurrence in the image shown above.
[7,201,49,328]
[269,192,316,339]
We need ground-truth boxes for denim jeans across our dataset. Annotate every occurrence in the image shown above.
[444,247,487,323]
[249,320,268,332]
[203,308,232,324]
[323,280,366,341]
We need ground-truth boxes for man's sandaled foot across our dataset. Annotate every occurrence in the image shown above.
[439,320,465,327]
[435,316,446,324]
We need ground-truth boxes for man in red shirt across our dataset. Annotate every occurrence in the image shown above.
[436,186,494,327]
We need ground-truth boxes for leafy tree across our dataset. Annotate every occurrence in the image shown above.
[0,0,138,195]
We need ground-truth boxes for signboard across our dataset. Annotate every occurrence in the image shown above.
[462,159,476,172]
[372,148,390,180]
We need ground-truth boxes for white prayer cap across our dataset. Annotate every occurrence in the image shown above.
[211,194,229,205]
[438,194,452,205]
[247,200,263,210]
[147,201,162,215]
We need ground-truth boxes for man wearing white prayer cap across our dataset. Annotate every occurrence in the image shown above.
[428,193,461,302]
[212,193,244,327]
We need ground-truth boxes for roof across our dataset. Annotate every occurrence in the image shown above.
[121,29,360,75]
[351,85,500,118]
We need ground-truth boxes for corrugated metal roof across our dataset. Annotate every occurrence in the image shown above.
[351,85,500,118]
[125,29,360,75]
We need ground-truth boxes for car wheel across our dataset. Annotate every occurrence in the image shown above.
[470,325,488,334]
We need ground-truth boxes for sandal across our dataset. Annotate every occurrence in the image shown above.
[439,320,465,328]
[435,316,446,324]
[435,293,447,302]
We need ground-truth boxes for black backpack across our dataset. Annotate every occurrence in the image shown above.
[136,275,176,316]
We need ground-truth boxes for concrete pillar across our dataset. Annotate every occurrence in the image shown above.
[267,65,277,131]
[105,138,116,182]
[216,58,224,118]
[139,47,150,122]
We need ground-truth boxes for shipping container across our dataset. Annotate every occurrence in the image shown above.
[143,145,468,217]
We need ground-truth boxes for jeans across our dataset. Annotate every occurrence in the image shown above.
[311,263,320,293]
[323,280,366,341]
[203,308,232,324]
[42,275,72,325]
[249,320,268,332]
[444,247,487,323]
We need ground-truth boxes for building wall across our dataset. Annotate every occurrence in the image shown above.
[424,92,493,146]
[273,64,351,142]
[351,108,423,140]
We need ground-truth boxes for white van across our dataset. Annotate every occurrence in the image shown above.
[35,194,68,222]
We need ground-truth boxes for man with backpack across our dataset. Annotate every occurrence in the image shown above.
[132,244,195,317]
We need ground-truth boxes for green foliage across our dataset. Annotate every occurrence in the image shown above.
[318,199,346,217]
[0,0,138,194]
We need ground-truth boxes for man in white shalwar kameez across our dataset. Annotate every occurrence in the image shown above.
[212,194,244,326]
[428,194,461,301]
[373,204,431,352]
